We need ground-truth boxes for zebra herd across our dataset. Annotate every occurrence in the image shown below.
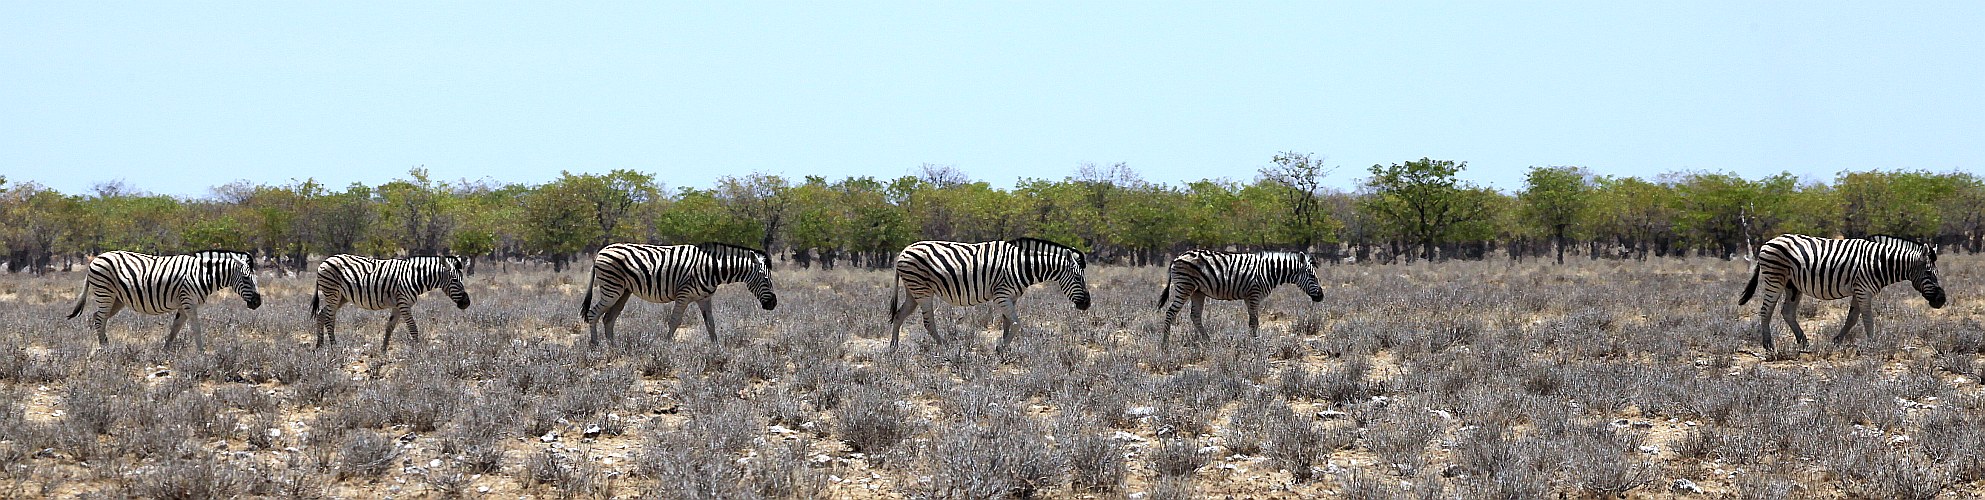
[61,234,1951,353]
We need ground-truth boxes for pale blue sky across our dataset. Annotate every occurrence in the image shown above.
[4,2,1981,197]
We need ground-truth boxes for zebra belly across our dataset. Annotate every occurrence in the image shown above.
[114,283,188,315]
[342,295,403,311]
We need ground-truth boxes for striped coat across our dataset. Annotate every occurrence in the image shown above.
[1739,234,1947,350]
[1158,250,1324,347]
[888,238,1090,351]
[580,243,777,346]
[66,250,262,350]
[311,254,471,351]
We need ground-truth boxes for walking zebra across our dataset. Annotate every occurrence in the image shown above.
[1157,250,1324,347]
[888,238,1091,351]
[65,250,263,350]
[311,254,471,351]
[580,243,778,347]
[1739,234,1947,350]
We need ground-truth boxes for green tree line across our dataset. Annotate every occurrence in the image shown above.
[4,157,1982,273]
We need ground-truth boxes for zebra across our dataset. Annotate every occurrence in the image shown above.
[580,243,778,347]
[311,254,471,351]
[887,238,1091,351]
[1739,234,1947,350]
[1157,250,1324,347]
[65,250,263,350]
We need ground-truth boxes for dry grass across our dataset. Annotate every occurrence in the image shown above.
[0,255,1981,498]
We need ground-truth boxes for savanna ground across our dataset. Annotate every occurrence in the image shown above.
[0,255,1982,499]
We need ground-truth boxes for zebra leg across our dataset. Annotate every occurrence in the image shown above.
[382,308,403,352]
[887,296,921,351]
[89,300,124,346]
[401,308,422,349]
[164,309,189,351]
[1244,296,1262,338]
[1859,291,1878,341]
[698,298,718,344]
[1779,288,1808,347]
[996,297,1022,352]
[1160,283,1193,349]
[921,300,942,344]
[596,296,629,347]
[1183,293,1198,343]
[315,296,343,348]
[585,286,627,347]
[1834,296,1863,344]
[664,302,689,341]
[189,306,205,352]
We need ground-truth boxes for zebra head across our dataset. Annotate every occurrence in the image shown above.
[1295,252,1325,302]
[704,243,777,310]
[425,255,472,309]
[202,250,261,309]
[745,249,777,310]
[1915,244,1946,309]
[1875,235,1946,309]
[1011,238,1090,310]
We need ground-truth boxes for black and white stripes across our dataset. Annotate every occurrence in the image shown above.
[311,254,471,351]
[1739,234,1947,350]
[1157,250,1324,347]
[65,250,262,350]
[580,243,778,346]
[887,238,1091,351]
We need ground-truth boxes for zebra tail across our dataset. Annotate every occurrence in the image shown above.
[310,289,320,317]
[889,275,901,318]
[1157,282,1171,310]
[580,265,598,320]
[66,286,87,319]
[1737,262,1761,305]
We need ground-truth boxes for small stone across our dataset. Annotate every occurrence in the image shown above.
[583,424,602,438]
[1318,410,1348,419]
[540,431,559,442]
[1639,445,1660,454]
[1126,406,1156,417]
[477,486,490,493]
[1111,431,1146,442]
[1673,478,1704,494]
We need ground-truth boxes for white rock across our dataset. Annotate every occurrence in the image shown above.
[430,459,442,468]
[540,431,559,442]
[1111,431,1146,442]
[1126,406,1156,417]
[1639,445,1660,454]
[1673,478,1703,494]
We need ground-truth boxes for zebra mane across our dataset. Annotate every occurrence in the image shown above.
[1864,235,1936,262]
[407,254,468,271]
[1258,250,1314,265]
[1007,238,1086,268]
[192,249,255,270]
[695,242,770,265]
